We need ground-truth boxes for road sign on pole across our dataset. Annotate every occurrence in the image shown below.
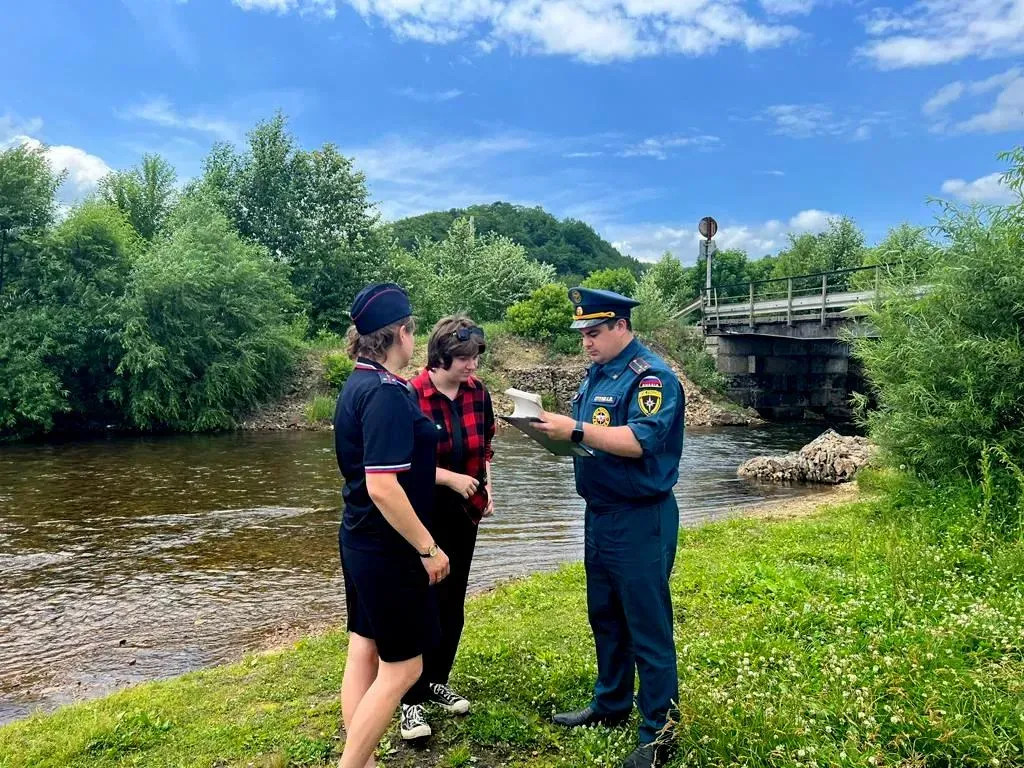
[699,217,718,289]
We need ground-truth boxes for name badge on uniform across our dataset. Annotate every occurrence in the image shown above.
[592,394,618,405]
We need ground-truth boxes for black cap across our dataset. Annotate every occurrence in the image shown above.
[350,283,412,334]
[568,287,641,329]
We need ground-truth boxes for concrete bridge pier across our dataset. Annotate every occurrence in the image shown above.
[705,331,867,420]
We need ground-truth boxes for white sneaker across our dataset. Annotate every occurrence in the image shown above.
[428,683,470,715]
[400,704,431,740]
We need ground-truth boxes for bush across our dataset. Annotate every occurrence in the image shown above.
[851,162,1024,483]
[505,283,574,342]
[116,199,302,431]
[581,267,637,297]
[630,271,672,335]
[323,352,355,389]
[305,395,336,424]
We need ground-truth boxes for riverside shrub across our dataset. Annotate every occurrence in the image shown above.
[852,171,1024,486]
[505,283,575,344]
[323,352,355,389]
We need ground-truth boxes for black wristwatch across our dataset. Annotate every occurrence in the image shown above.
[419,543,438,558]
[570,420,585,444]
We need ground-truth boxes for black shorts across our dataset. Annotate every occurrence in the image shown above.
[340,542,440,663]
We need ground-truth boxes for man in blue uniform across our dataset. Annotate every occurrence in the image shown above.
[534,287,685,768]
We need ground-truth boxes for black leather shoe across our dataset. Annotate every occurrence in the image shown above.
[552,704,630,728]
[619,742,674,768]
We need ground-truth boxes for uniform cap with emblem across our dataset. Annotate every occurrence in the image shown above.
[350,282,412,335]
[568,287,641,330]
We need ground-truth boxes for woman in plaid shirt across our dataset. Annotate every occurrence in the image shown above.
[399,315,496,741]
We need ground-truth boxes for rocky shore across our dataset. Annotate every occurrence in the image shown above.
[737,429,876,484]
[241,338,763,431]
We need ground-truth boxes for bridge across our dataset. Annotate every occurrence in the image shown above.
[677,264,923,420]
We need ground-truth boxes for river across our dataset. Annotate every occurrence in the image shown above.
[0,424,832,724]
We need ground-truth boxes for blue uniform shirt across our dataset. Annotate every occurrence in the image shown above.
[571,338,685,509]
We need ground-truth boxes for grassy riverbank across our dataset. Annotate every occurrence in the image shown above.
[2,476,1021,768]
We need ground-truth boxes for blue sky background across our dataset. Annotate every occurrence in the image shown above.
[2,0,1022,262]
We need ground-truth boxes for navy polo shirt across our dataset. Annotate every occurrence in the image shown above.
[334,358,438,552]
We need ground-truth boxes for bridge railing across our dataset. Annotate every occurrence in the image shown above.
[701,263,884,328]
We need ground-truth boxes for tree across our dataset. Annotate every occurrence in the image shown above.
[581,267,638,297]
[98,154,177,241]
[0,144,62,295]
[116,197,301,431]
[852,223,943,289]
[413,217,555,324]
[771,217,865,291]
[390,202,640,277]
[631,272,671,335]
[196,113,382,332]
[647,252,689,305]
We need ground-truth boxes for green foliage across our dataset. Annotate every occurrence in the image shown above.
[390,202,640,277]
[0,201,141,436]
[116,198,301,431]
[851,223,943,289]
[647,251,689,305]
[322,352,354,389]
[196,113,382,333]
[504,283,574,343]
[411,217,554,325]
[98,154,177,241]
[630,271,671,335]
[304,395,336,424]
[0,143,63,295]
[771,217,865,291]
[580,267,637,297]
[852,173,1024,483]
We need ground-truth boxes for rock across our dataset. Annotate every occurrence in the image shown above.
[737,429,876,484]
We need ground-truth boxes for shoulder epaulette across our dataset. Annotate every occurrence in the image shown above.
[377,371,406,388]
[628,356,652,375]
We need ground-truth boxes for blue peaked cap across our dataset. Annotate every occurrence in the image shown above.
[568,287,641,329]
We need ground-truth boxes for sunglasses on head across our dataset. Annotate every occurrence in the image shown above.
[451,326,485,342]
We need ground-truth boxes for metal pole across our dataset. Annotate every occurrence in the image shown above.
[820,273,828,326]
[704,239,712,290]
[749,282,755,327]
[787,277,793,327]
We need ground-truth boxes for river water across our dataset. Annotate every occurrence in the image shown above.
[0,424,831,724]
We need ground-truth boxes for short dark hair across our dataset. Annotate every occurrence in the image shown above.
[427,316,486,370]
[346,316,416,362]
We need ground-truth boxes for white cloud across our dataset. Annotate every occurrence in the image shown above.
[941,172,1017,204]
[618,134,721,159]
[344,132,535,219]
[859,0,1024,69]
[922,82,964,115]
[1,114,112,197]
[760,0,817,14]
[118,97,244,143]
[232,0,337,17]
[234,0,802,62]
[757,169,786,176]
[396,87,464,102]
[758,104,888,140]
[607,208,840,261]
[923,67,1024,134]
[565,151,604,158]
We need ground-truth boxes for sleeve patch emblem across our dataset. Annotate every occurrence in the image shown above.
[638,389,663,416]
[639,376,663,389]
[592,406,612,426]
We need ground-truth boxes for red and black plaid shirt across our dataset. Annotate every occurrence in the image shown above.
[411,368,495,524]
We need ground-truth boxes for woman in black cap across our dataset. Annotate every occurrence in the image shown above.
[334,282,450,768]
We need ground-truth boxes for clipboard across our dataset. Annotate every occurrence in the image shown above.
[500,388,594,458]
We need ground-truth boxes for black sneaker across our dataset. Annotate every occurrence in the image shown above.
[428,682,470,715]
[400,704,431,740]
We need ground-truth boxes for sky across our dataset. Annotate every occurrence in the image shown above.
[2,0,1022,263]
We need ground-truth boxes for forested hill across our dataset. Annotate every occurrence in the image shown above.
[389,202,640,278]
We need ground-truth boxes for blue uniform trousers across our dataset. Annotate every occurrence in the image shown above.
[584,494,679,744]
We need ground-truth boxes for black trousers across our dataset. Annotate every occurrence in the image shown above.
[402,501,478,705]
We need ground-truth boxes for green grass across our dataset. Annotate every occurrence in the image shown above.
[304,395,336,424]
[7,481,1020,768]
